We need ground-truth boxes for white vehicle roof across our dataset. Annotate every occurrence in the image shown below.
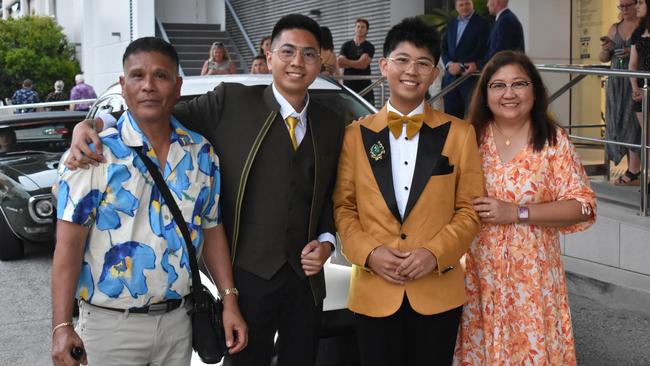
[99,74,342,98]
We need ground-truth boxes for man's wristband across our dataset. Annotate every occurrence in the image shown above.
[219,287,239,298]
[52,321,73,337]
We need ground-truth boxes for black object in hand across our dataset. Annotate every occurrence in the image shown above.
[70,346,84,360]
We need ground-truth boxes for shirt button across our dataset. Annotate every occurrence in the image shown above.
[164,214,170,220]
[404,161,408,165]
[405,137,409,140]
[404,186,408,190]
[400,233,407,239]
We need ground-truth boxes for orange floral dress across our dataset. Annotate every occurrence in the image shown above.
[454,126,596,366]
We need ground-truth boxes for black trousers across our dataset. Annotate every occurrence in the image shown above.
[355,295,462,366]
[224,264,322,366]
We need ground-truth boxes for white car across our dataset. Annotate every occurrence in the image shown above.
[87,74,376,366]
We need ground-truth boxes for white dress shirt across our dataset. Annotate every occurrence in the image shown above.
[387,100,425,219]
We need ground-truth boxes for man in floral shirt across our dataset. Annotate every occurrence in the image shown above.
[11,79,40,113]
[51,37,247,366]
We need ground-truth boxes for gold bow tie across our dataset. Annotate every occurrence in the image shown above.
[387,111,425,139]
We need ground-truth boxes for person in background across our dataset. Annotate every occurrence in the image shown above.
[441,0,490,119]
[600,0,642,186]
[454,51,596,365]
[320,26,340,79]
[201,41,237,75]
[339,18,375,105]
[259,36,272,56]
[479,0,525,68]
[250,55,269,74]
[334,17,483,366]
[69,74,97,112]
[11,78,40,114]
[630,0,650,190]
[0,129,16,153]
[45,80,69,111]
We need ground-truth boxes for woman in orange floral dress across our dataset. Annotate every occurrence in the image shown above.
[453,51,596,366]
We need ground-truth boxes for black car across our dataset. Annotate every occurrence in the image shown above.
[0,111,87,260]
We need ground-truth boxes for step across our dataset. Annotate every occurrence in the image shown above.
[166,30,225,39]
[180,60,244,69]
[169,36,234,45]
[590,176,643,208]
[163,23,220,31]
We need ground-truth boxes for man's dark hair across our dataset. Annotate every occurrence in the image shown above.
[383,17,441,63]
[320,26,334,50]
[122,37,179,70]
[271,14,321,48]
[356,18,370,30]
[22,79,33,88]
[253,55,266,62]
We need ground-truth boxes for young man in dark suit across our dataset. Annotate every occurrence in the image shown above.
[66,14,344,366]
[480,0,525,67]
[441,0,490,118]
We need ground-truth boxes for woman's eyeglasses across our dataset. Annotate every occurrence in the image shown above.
[618,3,636,10]
[487,80,533,93]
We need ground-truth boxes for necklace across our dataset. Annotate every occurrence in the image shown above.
[491,121,528,147]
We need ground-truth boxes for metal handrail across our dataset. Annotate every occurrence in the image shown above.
[156,18,185,77]
[224,0,256,55]
[0,98,96,111]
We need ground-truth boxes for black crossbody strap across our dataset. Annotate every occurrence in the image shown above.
[132,147,202,300]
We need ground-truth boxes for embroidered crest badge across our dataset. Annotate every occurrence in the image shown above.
[369,141,386,161]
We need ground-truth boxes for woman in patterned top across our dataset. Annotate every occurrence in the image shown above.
[45,80,69,111]
[201,41,237,75]
[630,0,650,188]
[454,51,596,365]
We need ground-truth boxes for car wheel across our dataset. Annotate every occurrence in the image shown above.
[0,217,25,260]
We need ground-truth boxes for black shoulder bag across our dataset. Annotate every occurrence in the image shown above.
[133,147,227,364]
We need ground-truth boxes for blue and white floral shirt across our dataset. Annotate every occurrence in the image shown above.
[57,111,221,309]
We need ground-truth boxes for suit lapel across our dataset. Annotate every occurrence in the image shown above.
[402,108,452,221]
[360,120,401,223]
[449,18,458,54]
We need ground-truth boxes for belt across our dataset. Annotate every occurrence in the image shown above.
[87,298,185,315]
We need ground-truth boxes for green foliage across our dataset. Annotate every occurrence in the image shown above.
[0,16,80,102]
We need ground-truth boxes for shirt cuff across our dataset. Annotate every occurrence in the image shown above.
[98,112,117,130]
[317,232,336,249]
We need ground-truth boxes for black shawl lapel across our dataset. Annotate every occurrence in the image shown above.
[360,125,401,223]
[402,122,451,220]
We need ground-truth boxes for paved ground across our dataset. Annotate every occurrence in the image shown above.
[1,242,649,365]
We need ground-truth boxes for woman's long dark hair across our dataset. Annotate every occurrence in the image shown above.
[467,51,558,151]
[633,0,650,39]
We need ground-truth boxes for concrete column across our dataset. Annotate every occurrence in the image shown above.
[389,0,424,26]
[19,0,27,16]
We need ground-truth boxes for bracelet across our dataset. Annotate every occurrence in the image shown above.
[219,287,239,298]
[52,321,73,337]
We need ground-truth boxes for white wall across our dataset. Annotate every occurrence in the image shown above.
[155,0,224,26]
[389,0,424,26]
[510,0,572,124]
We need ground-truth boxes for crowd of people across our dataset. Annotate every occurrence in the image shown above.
[8,74,97,114]
[47,1,640,365]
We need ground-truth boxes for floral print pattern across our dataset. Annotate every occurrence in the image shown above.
[57,112,221,308]
[454,127,596,366]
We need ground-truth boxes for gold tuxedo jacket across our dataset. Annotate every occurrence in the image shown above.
[333,104,484,317]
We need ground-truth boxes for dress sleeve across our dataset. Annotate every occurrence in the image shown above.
[551,129,597,234]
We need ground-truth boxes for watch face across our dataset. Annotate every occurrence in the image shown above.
[518,206,529,220]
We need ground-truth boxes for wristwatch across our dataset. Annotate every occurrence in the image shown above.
[219,287,239,298]
[459,62,467,71]
[517,205,529,222]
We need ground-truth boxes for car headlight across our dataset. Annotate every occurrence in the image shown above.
[34,199,54,218]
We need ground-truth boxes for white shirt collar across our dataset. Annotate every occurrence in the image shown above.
[496,8,507,21]
[272,83,309,125]
[386,99,425,117]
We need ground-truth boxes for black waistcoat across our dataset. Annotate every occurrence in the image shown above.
[234,115,315,280]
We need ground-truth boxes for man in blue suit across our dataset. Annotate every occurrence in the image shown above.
[480,0,525,68]
[441,0,490,118]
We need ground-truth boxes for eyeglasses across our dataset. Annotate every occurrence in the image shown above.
[487,80,533,93]
[618,3,636,10]
[271,44,321,64]
[387,56,436,74]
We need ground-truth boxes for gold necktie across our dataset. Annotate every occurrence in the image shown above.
[387,111,425,139]
[286,116,299,150]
